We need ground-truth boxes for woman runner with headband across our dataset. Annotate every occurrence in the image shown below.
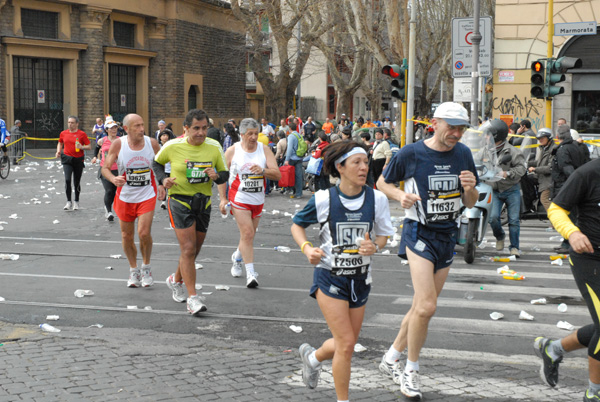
[291,141,394,402]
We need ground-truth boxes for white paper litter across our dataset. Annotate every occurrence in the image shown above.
[144,306,152,310]
[202,292,213,295]
[195,284,203,290]
[490,312,504,320]
[381,250,390,255]
[289,325,303,333]
[0,254,19,260]
[110,254,122,259]
[9,214,18,219]
[74,289,94,298]
[519,310,534,321]
[558,303,568,313]
[105,266,113,270]
[551,259,563,266]
[530,298,547,305]
[46,315,60,321]
[127,305,138,310]
[354,343,367,352]
[88,324,104,328]
[557,320,575,331]
[52,220,60,224]
[215,285,230,291]
[195,263,203,270]
[0,296,5,301]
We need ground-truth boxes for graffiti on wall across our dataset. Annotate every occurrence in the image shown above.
[490,95,545,130]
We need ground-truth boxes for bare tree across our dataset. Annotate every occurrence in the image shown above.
[231,0,327,122]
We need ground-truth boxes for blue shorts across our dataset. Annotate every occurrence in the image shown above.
[399,220,456,272]
[309,268,370,308]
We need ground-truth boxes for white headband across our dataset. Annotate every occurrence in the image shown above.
[335,147,368,166]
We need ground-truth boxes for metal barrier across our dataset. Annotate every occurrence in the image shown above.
[8,132,26,164]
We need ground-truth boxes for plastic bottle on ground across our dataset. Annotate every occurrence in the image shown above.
[274,246,290,252]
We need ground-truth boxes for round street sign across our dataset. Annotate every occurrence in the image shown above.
[455,61,464,70]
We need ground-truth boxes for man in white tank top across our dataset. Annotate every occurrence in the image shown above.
[225,118,280,288]
[102,114,165,290]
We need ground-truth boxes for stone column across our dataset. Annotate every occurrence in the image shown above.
[78,6,110,132]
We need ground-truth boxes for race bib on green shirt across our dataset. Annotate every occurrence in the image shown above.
[186,161,212,184]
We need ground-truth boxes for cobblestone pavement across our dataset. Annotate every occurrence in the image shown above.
[0,321,587,402]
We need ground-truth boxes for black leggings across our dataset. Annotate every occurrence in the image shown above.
[101,169,118,212]
[570,251,600,361]
[63,161,84,202]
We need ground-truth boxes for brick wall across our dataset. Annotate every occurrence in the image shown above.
[168,20,246,122]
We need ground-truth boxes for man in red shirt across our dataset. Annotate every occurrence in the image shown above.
[56,116,91,210]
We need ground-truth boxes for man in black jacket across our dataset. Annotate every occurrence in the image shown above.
[551,124,585,252]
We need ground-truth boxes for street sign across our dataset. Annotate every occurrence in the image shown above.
[453,78,472,102]
[555,21,597,36]
[37,90,45,104]
[452,17,492,78]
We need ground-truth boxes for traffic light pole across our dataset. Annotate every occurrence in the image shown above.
[470,0,481,127]
[405,0,416,145]
[546,0,554,128]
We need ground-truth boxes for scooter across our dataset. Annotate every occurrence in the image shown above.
[457,122,505,264]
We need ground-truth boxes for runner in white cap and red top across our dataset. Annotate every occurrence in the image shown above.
[376,102,479,400]
[226,118,280,288]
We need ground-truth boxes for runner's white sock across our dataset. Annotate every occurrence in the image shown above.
[385,345,402,365]
[233,249,242,260]
[308,350,321,368]
[130,267,139,272]
[548,339,566,361]
[337,400,349,402]
[141,263,151,270]
[245,263,255,276]
[405,359,419,373]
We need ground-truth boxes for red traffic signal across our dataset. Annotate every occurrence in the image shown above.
[382,64,401,78]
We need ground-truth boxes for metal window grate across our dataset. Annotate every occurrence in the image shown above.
[21,8,58,39]
[114,21,135,48]
[109,64,137,124]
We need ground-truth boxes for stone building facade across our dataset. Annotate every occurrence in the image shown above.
[493,0,600,134]
[0,0,246,146]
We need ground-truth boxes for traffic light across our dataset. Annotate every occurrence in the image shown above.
[546,56,582,98]
[530,60,545,99]
[382,63,407,102]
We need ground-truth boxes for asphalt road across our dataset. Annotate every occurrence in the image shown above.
[0,153,590,401]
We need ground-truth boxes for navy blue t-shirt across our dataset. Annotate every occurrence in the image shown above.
[383,140,479,233]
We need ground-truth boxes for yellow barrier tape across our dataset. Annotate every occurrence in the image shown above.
[21,151,57,161]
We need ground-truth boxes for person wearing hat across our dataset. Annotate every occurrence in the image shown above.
[528,127,558,213]
[92,116,120,221]
[571,129,591,164]
[487,119,526,257]
[551,124,586,253]
[376,102,479,400]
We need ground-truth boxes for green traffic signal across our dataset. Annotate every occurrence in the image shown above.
[544,57,582,98]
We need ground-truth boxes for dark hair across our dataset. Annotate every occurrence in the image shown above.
[289,122,297,131]
[323,140,369,178]
[508,123,520,134]
[360,132,371,141]
[383,128,392,138]
[318,131,328,142]
[184,109,209,128]
[224,122,239,143]
[159,129,174,141]
[374,127,383,135]
[520,119,531,129]
[277,130,286,139]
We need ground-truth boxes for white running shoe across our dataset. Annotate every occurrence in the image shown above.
[379,354,403,384]
[105,211,115,221]
[166,273,186,303]
[141,268,154,287]
[161,201,167,210]
[72,201,79,210]
[246,272,259,288]
[127,270,141,288]
[299,343,320,389]
[187,295,207,315]
[63,201,72,210]
[231,252,243,278]
[401,370,422,400]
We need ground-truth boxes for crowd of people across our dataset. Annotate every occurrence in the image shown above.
[48,103,599,402]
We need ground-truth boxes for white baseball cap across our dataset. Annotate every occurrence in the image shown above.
[433,102,470,126]
[104,115,117,128]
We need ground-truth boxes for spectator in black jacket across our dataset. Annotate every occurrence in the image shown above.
[570,130,591,165]
[206,118,223,145]
[551,124,585,253]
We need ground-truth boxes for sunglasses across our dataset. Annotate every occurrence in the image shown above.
[445,121,468,133]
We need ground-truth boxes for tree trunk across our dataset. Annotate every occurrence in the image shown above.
[336,91,352,121]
